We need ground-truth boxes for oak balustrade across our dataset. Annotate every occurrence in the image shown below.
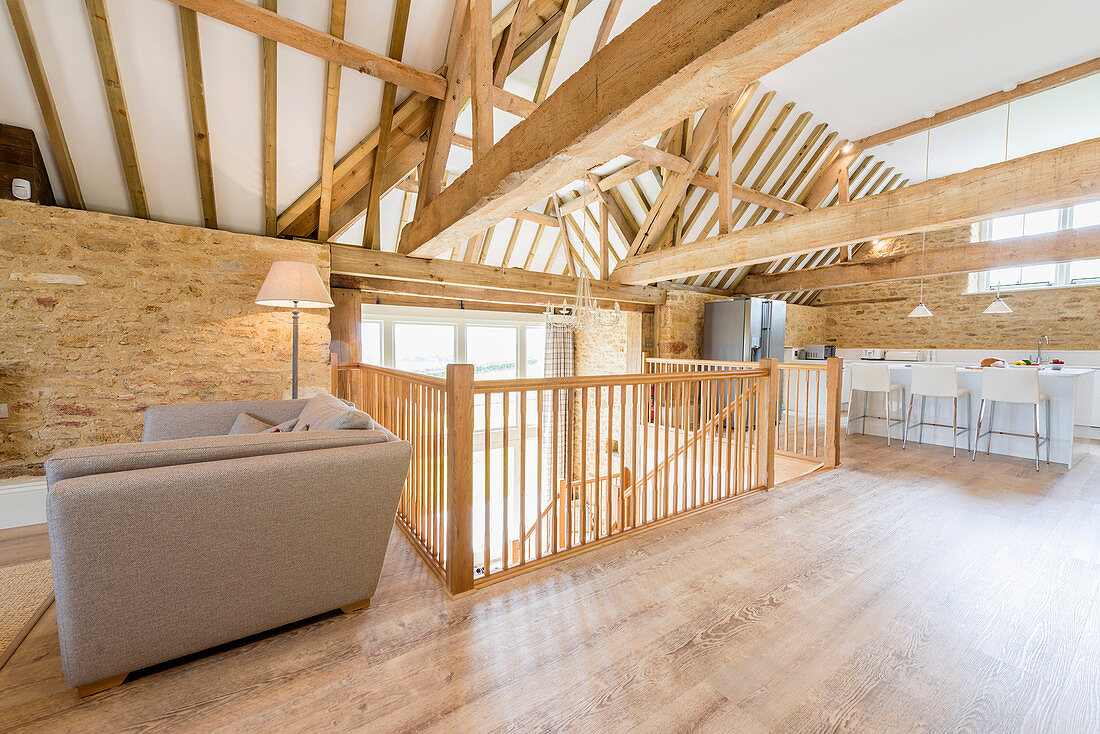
[332,353,841,596]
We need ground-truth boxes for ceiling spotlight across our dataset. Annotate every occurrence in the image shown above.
[923,110,936,119]
[841,142,854,154]
[871,239,882,245]
[1002,82,1018,93]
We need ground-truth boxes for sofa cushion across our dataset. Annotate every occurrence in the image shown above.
[293,394,376,432]
[45,430,395,486]
[143,399,310,442]
[228,413,275,435]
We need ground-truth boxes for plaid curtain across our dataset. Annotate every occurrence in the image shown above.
[542,323,574,528]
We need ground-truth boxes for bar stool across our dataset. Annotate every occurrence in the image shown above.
[845,362,906,446]
[903,365,972,457]
[972,368,1050,470]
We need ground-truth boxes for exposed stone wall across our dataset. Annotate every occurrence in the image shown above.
[818,225,1100,349]
[573,312,642,478]
[655,290,826,359]
[0,201,330,477]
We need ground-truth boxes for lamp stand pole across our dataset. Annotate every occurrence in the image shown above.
[291,300,299,400]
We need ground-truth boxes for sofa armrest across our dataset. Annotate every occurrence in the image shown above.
[47,439,412,688]
[142,399,310,441]
[46,429,396,486]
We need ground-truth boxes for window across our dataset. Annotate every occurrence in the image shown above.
[361,321,382,365]
[971,200,1100,292]
[393,323,455,378]
[468,326,518,379]
[525,325,546,378]
[358,304,548,380]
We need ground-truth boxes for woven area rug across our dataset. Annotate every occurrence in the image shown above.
[0,559,53,670]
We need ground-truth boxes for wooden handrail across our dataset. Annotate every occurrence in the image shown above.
[474,368,767,392]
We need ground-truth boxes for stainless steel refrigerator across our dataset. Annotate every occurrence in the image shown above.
[702,298,786,363]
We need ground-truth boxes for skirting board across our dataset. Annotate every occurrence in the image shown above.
[0,479,47,530]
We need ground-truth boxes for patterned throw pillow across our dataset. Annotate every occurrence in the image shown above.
[292,394,376,432]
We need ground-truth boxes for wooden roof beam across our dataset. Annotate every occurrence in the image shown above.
[330,243,665,304]
[5,0,84,208]
[178,7,216,228]
[399,0,904,259]
[85,0,148,218]
[737,225,1100,295]
[164,0,446,99]
[612,136,1100,284]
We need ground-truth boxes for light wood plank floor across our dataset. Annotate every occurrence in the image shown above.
[2,437,1097,732]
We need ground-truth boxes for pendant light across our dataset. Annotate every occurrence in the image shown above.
[908,127,934,318]
[983,102,1015,315]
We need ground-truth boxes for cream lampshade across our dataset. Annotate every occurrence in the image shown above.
[256,261,334,399]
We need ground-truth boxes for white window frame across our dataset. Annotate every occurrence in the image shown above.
[969,202,1100,293]
[359,303,547,379]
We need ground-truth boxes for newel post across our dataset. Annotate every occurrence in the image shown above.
[825,356,844,468]
[445,364,475,595]
[330,352,340,397]
[758,358,780,489]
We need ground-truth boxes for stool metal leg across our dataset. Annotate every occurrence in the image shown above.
[952,396,958,458]
[903,394,915,449]
[987,401,996,456]
[885,390,892,447]
[971,399,985,460]
[863,391,869,436]
[1046,399,1052,465]
[918,395,927,446]
[844,390,855,438]
[967,397,973,452]
[1033,404,1041,471]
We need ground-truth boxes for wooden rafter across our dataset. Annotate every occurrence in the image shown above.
[261,0,277,236]
[332,273,652,311]
[627,102,728,257]
[85,0,148,218]
[364,0,412,249]
[493,0,531,87]
[738,225,1100,295]
[164,0,446,99]
[417,0,471,215]
[317,0,347,242]
[470,0,494,159]
[178,6,217,228]
[330,242,664,303]
[613,136,1100,284]
[534,0,578,104]
[5,0,84,208]
[405,0,903,261]
[591,0,623,55]
[278,0,594,239]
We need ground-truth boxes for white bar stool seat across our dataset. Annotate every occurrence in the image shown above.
[903,365,971,456]
[845,362,906,446]
[972,367,1050,470]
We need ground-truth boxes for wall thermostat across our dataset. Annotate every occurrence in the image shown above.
[12,178,31,200]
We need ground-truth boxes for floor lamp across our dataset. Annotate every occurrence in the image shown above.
[256,261,334,399]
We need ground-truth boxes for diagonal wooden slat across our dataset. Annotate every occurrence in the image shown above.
[364,0,412,249]
[261,0,277,235]
[317,0,347,242]
[85,0,148,218]
[178,7,217,228]
[5,0,84,208]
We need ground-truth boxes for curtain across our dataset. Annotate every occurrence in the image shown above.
[541,323,574,544]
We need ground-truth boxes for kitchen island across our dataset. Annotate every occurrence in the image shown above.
[842,364,1094,468]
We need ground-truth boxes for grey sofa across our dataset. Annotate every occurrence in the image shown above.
[45,398,411,695]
